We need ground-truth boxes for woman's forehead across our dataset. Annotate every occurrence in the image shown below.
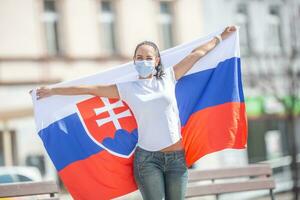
[136,45,156,56]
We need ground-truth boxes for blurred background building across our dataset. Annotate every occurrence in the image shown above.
[0,0,299,199]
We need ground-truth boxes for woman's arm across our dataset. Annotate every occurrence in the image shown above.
[32,84,120,100]
[173,26,237,80]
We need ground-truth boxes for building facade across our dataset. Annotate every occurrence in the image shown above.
[0,0,206,181]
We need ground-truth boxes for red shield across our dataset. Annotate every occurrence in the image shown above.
[76,97,137,148]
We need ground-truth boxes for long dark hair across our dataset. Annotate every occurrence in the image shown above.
[133,41,165,79]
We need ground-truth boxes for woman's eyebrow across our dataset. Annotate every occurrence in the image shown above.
[136,55,154,58]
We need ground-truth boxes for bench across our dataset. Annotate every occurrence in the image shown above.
[0,180,60,199]
[185,163,276,199]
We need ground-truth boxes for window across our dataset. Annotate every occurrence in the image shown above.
[158,1,174,50]
[16,174,33,182]
[0,175,14,184]
[236,3,251,55]
[26,155,46,176]
[42,0,62,56]
[266,5,283,54]
[99,0,117,55]
[0,130,17,166]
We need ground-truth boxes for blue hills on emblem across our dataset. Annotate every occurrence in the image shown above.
[102,129,138,156]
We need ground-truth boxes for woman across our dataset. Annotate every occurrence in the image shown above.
[33,26,236,200]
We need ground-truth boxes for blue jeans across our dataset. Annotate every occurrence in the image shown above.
[133,146,188,200]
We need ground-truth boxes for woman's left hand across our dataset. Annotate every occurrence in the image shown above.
[221,26,237,40]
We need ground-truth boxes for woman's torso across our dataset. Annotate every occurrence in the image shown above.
[116,67,183,152]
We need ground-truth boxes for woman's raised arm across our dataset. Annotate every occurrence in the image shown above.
[31,84,120,100]
[173,26,237,80]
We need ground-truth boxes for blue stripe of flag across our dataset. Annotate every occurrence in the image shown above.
[176,57,244,126]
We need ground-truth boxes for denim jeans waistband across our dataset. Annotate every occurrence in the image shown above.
[135,145,185,157]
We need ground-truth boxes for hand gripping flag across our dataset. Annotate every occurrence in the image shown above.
[30,28,247,199]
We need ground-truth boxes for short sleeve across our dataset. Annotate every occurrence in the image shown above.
[116,81,131,101]
[165,67,177,84]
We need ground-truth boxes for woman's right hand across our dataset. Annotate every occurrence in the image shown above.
[30,86,53,100]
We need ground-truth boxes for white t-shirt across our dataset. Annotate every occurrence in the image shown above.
[116,67,182,151]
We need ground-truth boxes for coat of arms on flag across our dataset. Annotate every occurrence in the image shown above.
[76,96,138,157]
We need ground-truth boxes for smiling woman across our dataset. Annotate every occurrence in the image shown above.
[116,40,186,200]
[133,40,166,79]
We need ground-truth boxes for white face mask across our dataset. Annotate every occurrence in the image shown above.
[134,60,156,78]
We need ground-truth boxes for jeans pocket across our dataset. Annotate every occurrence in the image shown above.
[176,152,187,169]
[134,150,152,168]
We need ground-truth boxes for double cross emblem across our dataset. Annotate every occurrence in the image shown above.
[94,98,132,130]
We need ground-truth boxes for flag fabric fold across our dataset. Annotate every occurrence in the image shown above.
[31,28,248,200]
